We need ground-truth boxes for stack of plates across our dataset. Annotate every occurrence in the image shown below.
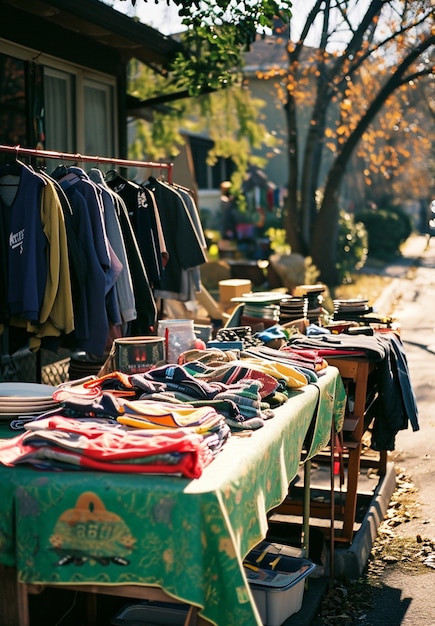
[232,292,286,322]
[279,297,306,323]
[305,289,325,323]
[0,382,59,421]
[333,299,373,321]
[243,303,281,321]
[69,353,105,381]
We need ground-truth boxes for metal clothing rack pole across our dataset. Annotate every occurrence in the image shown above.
[0,144,174,183]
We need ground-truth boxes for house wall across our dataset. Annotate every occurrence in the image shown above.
[0,1,127,157]
[0,3,124,75]
[247,76,289,189]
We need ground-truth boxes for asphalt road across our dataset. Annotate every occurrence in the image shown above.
[360,235,435,625]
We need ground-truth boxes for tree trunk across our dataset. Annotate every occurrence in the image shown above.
[310,161,345,285]
[300,96,328,243]
[310,33,435,285]
[284,92,305,254]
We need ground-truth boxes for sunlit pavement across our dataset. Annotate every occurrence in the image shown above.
[354,235,435,626]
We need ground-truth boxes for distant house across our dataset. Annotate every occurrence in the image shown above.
[183,26,364,218]
[174,30,294,217]
[0,0,182,159]
[172,33,292,218]
[243,33,291,190]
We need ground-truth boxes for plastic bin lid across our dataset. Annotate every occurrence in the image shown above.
[111,601,188,626]
[245,560,316,591]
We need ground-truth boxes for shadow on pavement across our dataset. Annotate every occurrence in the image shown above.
[362,584,411,626]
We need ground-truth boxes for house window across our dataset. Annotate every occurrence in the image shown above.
[0,44,117,158]
[189,136,235,190]
[83,80,114,157]
[0,53,27,146]
[44,68,115,158]
[44,68,75,152]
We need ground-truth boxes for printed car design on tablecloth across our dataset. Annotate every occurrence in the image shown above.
[49,491,136,566]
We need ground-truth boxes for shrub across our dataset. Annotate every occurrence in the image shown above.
[336,211,368,284]
[354,208,412,260]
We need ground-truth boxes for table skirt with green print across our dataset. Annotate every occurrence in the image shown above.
[0,366,346,626]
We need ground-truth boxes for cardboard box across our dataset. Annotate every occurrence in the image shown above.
[219,279,252,308]
[244,542,316,626]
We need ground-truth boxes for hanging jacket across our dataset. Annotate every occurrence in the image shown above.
[88,168,136,326]
[0,163,74,350]
[106,172,166,290]
[56,175,109,357]
[146,178,207,301]
[288,331,419,450]
[0,162,48,324]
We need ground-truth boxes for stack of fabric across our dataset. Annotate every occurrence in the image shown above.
[0,334,328,477]
[0,371,232,478]
[0,415,212,478]
[287,330,419,451]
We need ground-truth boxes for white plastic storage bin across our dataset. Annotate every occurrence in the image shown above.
[244,542,316,626]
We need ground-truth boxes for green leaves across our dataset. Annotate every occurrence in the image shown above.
[126,0,293,94]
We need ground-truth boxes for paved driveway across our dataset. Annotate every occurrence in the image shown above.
[361,235,435,625]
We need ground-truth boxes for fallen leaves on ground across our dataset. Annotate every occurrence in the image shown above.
[313,468,435,624]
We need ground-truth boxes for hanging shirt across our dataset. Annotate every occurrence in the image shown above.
[56,177,109,357]
[146,178,207,300]
[115,194,158,335]
[106,172,166,289]
[88,168,136,325]
[27,176,74,348]
[0,163,75,350]
[0,163,48,324]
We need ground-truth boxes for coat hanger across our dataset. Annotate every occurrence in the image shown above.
[50,163,69,180]
[51,165,68,180]
[0,158,25,183]
[104,169,122,182]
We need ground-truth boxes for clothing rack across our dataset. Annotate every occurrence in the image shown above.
[0,144,173,184]
[0,143,175,383]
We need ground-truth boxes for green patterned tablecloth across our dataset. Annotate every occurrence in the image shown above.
[0,366,345,626]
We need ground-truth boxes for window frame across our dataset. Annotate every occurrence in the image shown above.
[189,135,235,191]
[0,39,118,157]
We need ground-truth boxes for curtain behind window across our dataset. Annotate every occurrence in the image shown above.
[84,83,113,158]
[44,70,73,152]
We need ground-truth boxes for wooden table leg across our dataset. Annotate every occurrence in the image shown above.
[302,459,311,560]
[0,566,26,626]
[341,442,362,541]
[329,421,335,586]
[16,582,30,626]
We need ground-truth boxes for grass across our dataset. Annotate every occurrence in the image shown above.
[328,234,421,309]
[321,272,394,318]
[332,273,394,303]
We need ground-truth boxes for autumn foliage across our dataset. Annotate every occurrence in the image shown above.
[267,0,434,284]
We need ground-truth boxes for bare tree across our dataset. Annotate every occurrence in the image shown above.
[281,0,434,283]
[120,0,434,284]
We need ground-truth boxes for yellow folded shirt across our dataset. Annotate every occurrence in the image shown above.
[117,400,222,431]
[240,356,308,388]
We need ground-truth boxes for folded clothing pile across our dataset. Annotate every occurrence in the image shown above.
[0,415,213,478]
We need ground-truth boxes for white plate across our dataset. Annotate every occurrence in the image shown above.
[0,396,57,405]
[231,292,289,304]
[0,402,57,413]
[0,382,57,399]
